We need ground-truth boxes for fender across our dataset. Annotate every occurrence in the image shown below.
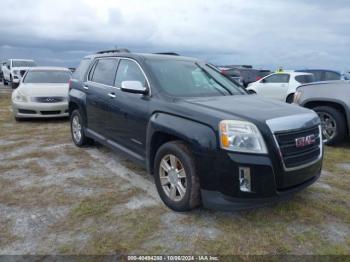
[146,112,218,173]
[68,88,88,126]
[302,98,350,130]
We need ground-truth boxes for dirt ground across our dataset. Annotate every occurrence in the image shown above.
[0,85,349,255]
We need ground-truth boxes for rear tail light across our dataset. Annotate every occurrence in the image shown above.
[255,76,262,81]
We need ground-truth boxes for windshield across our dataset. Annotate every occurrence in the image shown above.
[146,59,246,97]
[23,71,71,84]
[12,60,36,67]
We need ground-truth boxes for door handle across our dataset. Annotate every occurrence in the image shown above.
[108,92,116,98]
[83,85,89,90]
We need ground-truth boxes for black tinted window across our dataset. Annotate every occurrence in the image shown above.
[295,75,314,84]
[73,58,91,80]
[91,59,118,86]
[115,59,146,87]
[264,74,290,83]
[23,71,71,83]
[325,71,340,81]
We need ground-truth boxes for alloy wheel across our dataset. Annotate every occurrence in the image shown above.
[72,115,82,143]
[318,112,337,143]
[159,154,187,202]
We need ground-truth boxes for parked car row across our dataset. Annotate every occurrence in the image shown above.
[5,49,349,212]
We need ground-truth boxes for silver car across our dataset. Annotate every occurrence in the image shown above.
[12,67,72,120]
[294,80,350,145]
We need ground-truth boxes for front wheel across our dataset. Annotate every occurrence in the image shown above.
[70,110,93,147]
[154,141,200,212]
[314,106,346,145]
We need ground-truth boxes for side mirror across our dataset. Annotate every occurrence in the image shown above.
[261,78,266,83]
[121,81,148,94]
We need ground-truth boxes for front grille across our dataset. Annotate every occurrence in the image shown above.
[274,126,321,169]
[40,110,61,115]
[34,97,65,103]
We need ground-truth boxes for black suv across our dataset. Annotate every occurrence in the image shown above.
[69,50,323,211]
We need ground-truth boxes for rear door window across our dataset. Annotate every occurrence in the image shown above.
[263,74,290,83]
[295,75,314,84]
[90,58,119,86]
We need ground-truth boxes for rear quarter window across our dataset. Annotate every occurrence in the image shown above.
[73,58,92,80]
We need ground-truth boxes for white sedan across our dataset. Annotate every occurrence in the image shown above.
[12,67,72,120]
[246,71,314,103]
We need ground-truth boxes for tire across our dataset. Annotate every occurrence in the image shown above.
[247,90,256,94]
[154,141,201,212]
[70,109,93,147]
[286,93,294,104]
[11,81,17,89]
[15,117,23,122]
[313,106,346,145]
[3,78,8,85]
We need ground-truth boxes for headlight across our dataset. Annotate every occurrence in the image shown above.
[13,91,27,102]
[219,120,267,154]
[293,90,302,104]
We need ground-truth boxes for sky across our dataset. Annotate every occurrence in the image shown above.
[0,0,349,70]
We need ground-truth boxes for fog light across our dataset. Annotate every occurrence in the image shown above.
[239,167,251,192]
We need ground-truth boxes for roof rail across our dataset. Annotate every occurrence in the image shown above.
[154,52,180,56]
[96,48,131,54]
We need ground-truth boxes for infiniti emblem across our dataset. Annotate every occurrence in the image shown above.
[295,134,316,148]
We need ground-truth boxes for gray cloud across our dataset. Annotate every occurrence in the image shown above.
[0,0,349,70]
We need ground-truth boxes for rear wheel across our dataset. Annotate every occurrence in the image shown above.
[70,109,93,147]
[154,141,200,212]
[314,106,346,145]
[286,93,294,104]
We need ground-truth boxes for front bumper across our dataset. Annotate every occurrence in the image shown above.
[196,151,322,211]
[12,101,69,118]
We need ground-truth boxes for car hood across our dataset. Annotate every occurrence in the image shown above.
[19,83,69,97]
[181,95,316,124]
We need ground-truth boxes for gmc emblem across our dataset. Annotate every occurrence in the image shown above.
[295,135,316,148]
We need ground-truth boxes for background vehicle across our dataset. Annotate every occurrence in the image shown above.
[247,71,314,103]
[221,67,271,87]
[12,67,72,120]
[295,69,343,82]
[69,50,322,212]
[0,61,6,83]
[294,80,350,145]
[3,59,37,88]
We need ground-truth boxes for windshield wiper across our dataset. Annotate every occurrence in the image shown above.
[195,62,233,95]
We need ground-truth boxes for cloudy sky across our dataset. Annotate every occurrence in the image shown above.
[0,0,349,70]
